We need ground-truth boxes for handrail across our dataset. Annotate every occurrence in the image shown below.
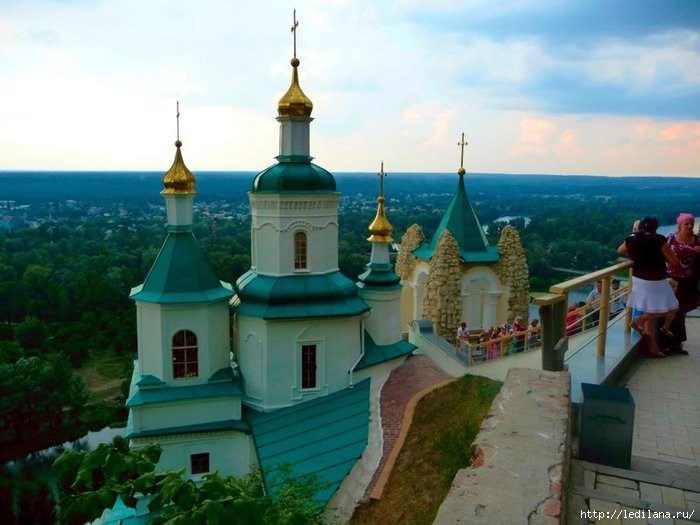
[456,326,540,365]
[549,260,632,294]
[534,260,634,370]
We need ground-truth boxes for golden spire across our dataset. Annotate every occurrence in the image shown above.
[368,161,394,243]
[277,9,314,118]
[162,101,196,195]
[457,132,468,176]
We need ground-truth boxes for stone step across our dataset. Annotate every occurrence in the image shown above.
[568,459,700,524]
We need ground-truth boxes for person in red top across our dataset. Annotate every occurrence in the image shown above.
[618,216,679,358]
[566,305,582,336]
[665,213,700,353]
[512,316,527,352]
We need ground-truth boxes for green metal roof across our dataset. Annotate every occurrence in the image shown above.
[252,159,336,193]
[357,261,401,288]
[126,381,243,407]
[98,496,141,525]
[356,331,416,370]
[245,378,371,506]
[126,366,243,407]
[413,174,500,263]
[233,270,370,319]
[136,375,166,388]
[130,231,234,304]
[127,419,250,439]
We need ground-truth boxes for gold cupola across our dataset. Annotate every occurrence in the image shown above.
[368,162,393,243]
[277,57,314,118]
[162,140,196,195]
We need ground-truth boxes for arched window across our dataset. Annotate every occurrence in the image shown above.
[172,329,198,378]
[294,231,307,269]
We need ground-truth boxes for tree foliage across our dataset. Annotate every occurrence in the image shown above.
[0,355,87,440]
[54,440,325,525]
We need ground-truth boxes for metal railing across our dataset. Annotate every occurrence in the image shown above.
[455,326,541,365]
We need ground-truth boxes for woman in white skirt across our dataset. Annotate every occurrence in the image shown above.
[618,216,679,358]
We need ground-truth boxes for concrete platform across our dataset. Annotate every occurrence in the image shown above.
[567,313,700,524]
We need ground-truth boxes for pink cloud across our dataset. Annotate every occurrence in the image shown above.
[555,129,583,159]
[660,123,686,142]
[511,116,555,156]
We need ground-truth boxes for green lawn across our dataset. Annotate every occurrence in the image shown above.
[350,374,502,525]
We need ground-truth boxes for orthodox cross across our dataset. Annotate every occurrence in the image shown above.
[378,161,386,198]
[458,132,468,172]
[176,101,180,142]
[291,9,299,59]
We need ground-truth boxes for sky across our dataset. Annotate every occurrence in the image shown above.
[1,0,699,176]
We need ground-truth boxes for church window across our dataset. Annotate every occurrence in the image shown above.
[294,231,307,269]
[172,329,198,379]
[301,344,317,389]
[190,452,209,474]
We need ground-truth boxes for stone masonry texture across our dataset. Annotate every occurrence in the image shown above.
[434,368,571,525]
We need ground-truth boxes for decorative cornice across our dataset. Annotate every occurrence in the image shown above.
[251,198,338,211]
[254,219,338,233]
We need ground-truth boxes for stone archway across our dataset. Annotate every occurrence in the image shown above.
[461,268,502,330]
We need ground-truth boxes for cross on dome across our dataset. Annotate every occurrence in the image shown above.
[291,9,299,59]
[378,160,386,200]
[277,9,313,118]
[457,132,468,176]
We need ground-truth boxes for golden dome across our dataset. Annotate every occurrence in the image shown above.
[278,58,313,118]
[368,196,394,243]
[162,140,196,195]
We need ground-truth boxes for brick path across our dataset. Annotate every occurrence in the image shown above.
[363,354,451,499]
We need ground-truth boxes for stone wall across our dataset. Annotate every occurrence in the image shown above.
[422,230,462,341]
[434,368,571,525]
[396,224,424,281]
[494,224,530,323]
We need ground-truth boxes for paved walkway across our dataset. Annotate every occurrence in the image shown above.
[568,314,700,524]
[626,316,700,468]
[363,354,450,500]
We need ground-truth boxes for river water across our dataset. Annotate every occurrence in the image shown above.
[2,426,125,479]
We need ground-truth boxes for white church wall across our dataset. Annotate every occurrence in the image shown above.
[237,316,266,402]
[249,194,340,276]
[136,302,166,380]
[164,194,194,226]
[134,397,242,434]
[136,301,231,383]
[359,287,402,346]
[134,431,255,480]
[238,315,363,410]
[278,118,311,156]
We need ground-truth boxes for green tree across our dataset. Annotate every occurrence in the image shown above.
[14,316,46,354]
[54,441,325,525]
[0,356,87,439]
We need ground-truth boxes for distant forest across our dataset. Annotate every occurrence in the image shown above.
[0,170,697,460]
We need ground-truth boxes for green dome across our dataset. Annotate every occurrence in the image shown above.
[252,160,336,193]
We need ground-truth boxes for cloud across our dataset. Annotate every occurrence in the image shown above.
[0,0,699,176]
[555,130,583,159]
[511,117,556,156]
[660,123,687,142]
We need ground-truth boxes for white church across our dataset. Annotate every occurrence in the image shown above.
[105,17,528,524]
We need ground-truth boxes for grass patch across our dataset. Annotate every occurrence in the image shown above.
[350,375,502,525]
[95,353,132,380]
[73,348,132,431]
